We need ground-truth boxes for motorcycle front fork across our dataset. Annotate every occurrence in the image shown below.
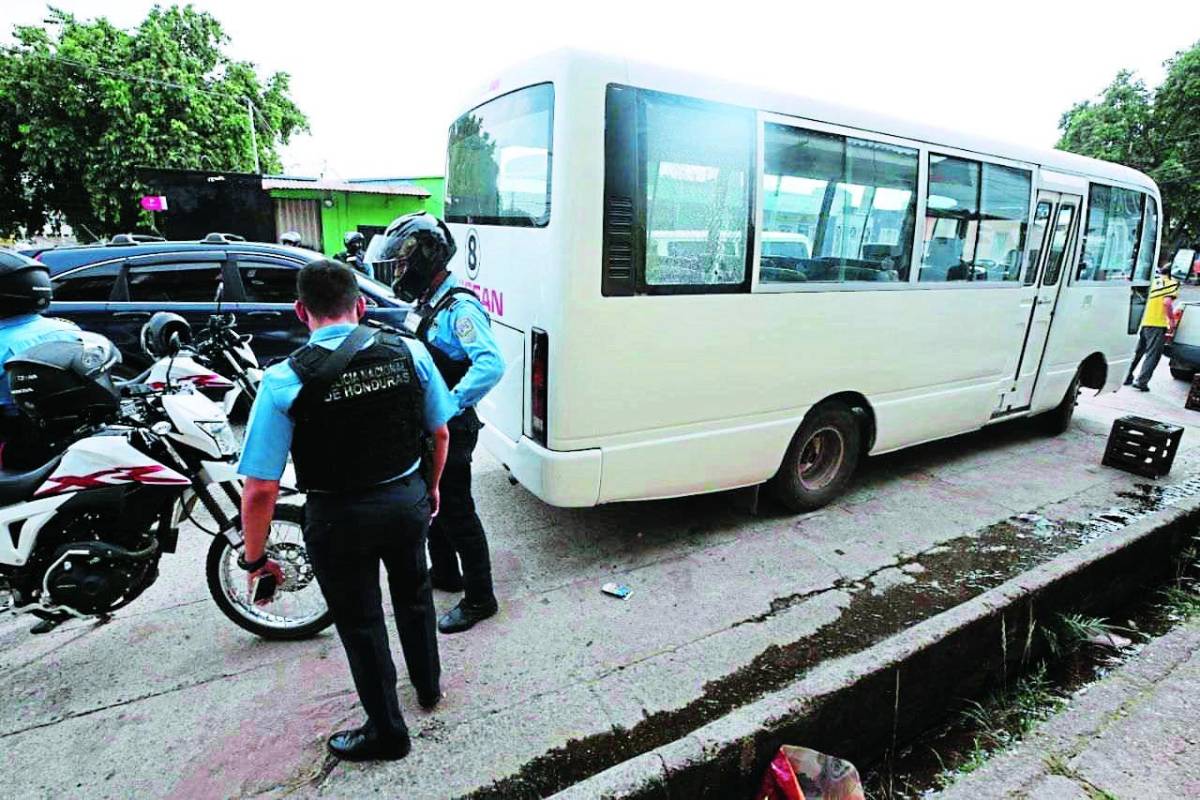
[188,479,245,549]
[186,477,300,551]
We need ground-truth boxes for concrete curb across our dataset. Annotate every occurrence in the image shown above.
[549,498,1200,799]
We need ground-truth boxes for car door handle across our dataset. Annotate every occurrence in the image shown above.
[247,311,282,318]
[1035,298,1053,306]
[114,311,151,320]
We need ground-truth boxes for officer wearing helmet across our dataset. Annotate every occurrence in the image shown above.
[280,231,303,248]
[335,231,370,276]
[371,212,505,634]
[0,250,81,460]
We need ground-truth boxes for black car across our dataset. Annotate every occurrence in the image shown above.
[27,237,408,373]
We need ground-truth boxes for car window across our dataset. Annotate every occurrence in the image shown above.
[127,263,221,303]
[239,265,298,303]
[51,263,121,301]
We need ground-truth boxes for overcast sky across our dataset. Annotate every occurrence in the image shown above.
[5,0,1199,179]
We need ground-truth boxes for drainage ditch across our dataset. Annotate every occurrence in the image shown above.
[863,532,1199,798]
[465,475,1200,800]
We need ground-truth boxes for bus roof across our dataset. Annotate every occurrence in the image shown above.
[471,49,1157,196]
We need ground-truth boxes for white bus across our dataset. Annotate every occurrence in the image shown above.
[442,50,1160,511]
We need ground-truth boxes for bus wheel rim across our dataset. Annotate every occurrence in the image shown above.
[798,426,845,491]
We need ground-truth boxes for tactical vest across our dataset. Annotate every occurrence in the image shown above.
[416,287,482,391]
[288,326,424,492]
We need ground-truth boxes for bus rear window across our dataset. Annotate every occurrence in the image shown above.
[445,83,554,228]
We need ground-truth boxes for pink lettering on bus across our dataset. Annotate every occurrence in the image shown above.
[463,280,505,318]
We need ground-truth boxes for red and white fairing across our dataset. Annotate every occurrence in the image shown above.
[145,354,234,392]
[35,436,191,497]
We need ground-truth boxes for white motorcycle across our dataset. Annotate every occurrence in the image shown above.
[0,333,330,639]
[138,311,262,417]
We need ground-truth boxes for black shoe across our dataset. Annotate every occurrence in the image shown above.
[417,688,443,711]
[1133,383,1150,392]
[438,598,499,634]
[431,572,464,593]
[1123,376,1134,386]
[327,725,411,762]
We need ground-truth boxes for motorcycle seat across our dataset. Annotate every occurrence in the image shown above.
[0,456,64,506]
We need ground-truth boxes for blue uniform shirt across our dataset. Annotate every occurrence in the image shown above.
[0,314,81,412]
[421,273,505,414]
[237,323,457,482]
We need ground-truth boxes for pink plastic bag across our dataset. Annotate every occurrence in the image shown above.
[756,746,866,800]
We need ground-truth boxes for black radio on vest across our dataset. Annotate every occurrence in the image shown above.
[288,324,424,492]
[416,287,480,390]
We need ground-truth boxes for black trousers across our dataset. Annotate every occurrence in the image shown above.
[427,412,495,604]
[304,475,440,739]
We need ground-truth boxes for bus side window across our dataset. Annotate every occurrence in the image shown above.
[604,85,754,295]
[920,156,1031,284]
[1078,183,1143,282]
[760,123,918,285]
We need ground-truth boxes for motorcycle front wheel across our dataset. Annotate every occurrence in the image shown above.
[206,503,334,640]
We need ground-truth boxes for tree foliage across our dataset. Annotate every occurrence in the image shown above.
[1058,41,1200,250]
[0,4,308,238]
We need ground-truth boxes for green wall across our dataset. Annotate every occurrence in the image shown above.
[269,181,444,256]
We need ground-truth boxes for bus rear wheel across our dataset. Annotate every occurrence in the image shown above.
[1040,369,1081,436]
[771,402,862,513]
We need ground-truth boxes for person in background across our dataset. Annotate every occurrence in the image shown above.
[1126,256,1180,392]
[370,212,506,635]
[237,260,454,761]
[280,231,303,248]
[335,231,370,276]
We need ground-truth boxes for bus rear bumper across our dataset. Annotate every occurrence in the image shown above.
[479,423,602,507]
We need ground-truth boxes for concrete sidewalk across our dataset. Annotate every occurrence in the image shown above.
[933,619,1200,799]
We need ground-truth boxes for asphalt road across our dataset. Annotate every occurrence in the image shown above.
[3,361,1200,799]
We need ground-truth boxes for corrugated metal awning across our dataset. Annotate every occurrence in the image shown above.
[262,178,431,198]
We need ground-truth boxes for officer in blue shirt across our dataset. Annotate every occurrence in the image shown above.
[238,260,456,762]
[0,251,81,465]
[372,213,505,634]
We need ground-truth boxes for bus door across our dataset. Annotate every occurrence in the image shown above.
[997,191,1080,413]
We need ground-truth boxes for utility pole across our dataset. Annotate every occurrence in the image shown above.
[246,98,261,174]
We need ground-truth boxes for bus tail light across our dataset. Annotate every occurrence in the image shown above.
[531,328,549,446]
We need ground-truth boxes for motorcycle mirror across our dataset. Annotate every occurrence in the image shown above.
[168,331,184,353]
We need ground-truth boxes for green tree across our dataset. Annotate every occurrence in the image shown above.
[1058,41,1200,251]
[0,4,308,238]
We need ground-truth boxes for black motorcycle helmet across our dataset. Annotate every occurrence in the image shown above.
[344,230,365,254]
[140,311,193,358]
[369,212,456,302]
[0,250,53,318]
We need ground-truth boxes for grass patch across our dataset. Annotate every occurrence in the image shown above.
[934,666,1067,788]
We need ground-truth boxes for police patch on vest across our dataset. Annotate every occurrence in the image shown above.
[454,315,477,344]
[325,360,414,402]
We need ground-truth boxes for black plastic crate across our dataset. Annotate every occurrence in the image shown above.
[1188,374,1200,411]
[1102,416,1184,478]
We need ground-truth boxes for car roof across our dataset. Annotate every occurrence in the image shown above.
[32,241,321,274]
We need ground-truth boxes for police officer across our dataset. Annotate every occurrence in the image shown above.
[0,250,81,464]
[372,212,505,635]
[237,259,456,761]
[335,231,370,276]
[280,230,303,248]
